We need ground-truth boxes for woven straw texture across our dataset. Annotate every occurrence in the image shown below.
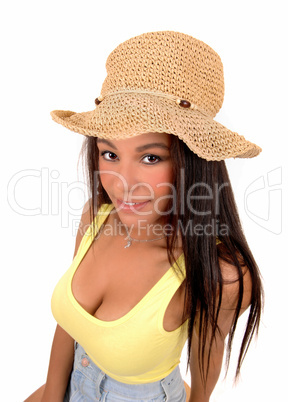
[51,31,261,161]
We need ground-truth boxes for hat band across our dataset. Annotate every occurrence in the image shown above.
[95,89,210,116]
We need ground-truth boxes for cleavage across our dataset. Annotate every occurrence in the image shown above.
[71,238,185,330]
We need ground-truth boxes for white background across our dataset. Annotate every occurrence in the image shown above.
[1,1,287,401]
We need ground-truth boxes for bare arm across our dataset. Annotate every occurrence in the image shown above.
[189,259,253,402]
[189,316,226,402]
[41,325,75,401]
[24,326,75,402]
[25,199,94,402]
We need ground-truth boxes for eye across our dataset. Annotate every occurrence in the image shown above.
[142,154,162,164]
[100,151,118,161]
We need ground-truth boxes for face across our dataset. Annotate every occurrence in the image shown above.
[97,132,174,234]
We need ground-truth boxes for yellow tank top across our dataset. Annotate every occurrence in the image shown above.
[51,203,188,384]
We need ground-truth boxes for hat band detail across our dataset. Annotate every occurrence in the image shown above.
[95,89,210,116]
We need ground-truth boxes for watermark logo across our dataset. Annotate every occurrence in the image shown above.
[7,167,87,227]
[8,166,282,236]
[244,167,282,234]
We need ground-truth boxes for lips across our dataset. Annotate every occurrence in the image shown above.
[116,199,150,211]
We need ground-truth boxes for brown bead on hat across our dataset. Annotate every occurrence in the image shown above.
[50,31,261,161]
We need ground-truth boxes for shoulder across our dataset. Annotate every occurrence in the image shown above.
[218,253,252,312]
[73,198,95,258]
[211,253,253,338]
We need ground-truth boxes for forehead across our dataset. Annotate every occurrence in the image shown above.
[97,132,172,149]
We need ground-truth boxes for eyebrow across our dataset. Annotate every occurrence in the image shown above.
[97,138,170,152]
[97,139,118,150]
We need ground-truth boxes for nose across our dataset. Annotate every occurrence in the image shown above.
[114,162,153,202]
[114,162,139,194]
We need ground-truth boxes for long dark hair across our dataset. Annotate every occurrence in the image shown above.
[78,133,263,386]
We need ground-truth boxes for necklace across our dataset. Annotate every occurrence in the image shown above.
[124,225,167,249]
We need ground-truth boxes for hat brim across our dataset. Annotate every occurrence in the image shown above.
[50,92,261,161]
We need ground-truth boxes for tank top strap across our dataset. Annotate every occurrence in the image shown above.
[157,254,186,335]
[74,203,114,260]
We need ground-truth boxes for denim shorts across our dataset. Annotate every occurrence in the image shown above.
[64,342,186,401]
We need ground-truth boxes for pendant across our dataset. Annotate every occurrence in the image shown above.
[124,239,132,248]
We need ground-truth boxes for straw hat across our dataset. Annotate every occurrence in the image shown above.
[51,31,261,161]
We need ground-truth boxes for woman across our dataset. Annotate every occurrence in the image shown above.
[26,30,263,401]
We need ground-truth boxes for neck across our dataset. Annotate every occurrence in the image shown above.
[125,224,166,241]
[115,215,171,242]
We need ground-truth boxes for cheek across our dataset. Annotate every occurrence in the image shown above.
[98,163,114,193]
[98,159,117,193]
[99,173,112,194]
[149,167,174,196]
